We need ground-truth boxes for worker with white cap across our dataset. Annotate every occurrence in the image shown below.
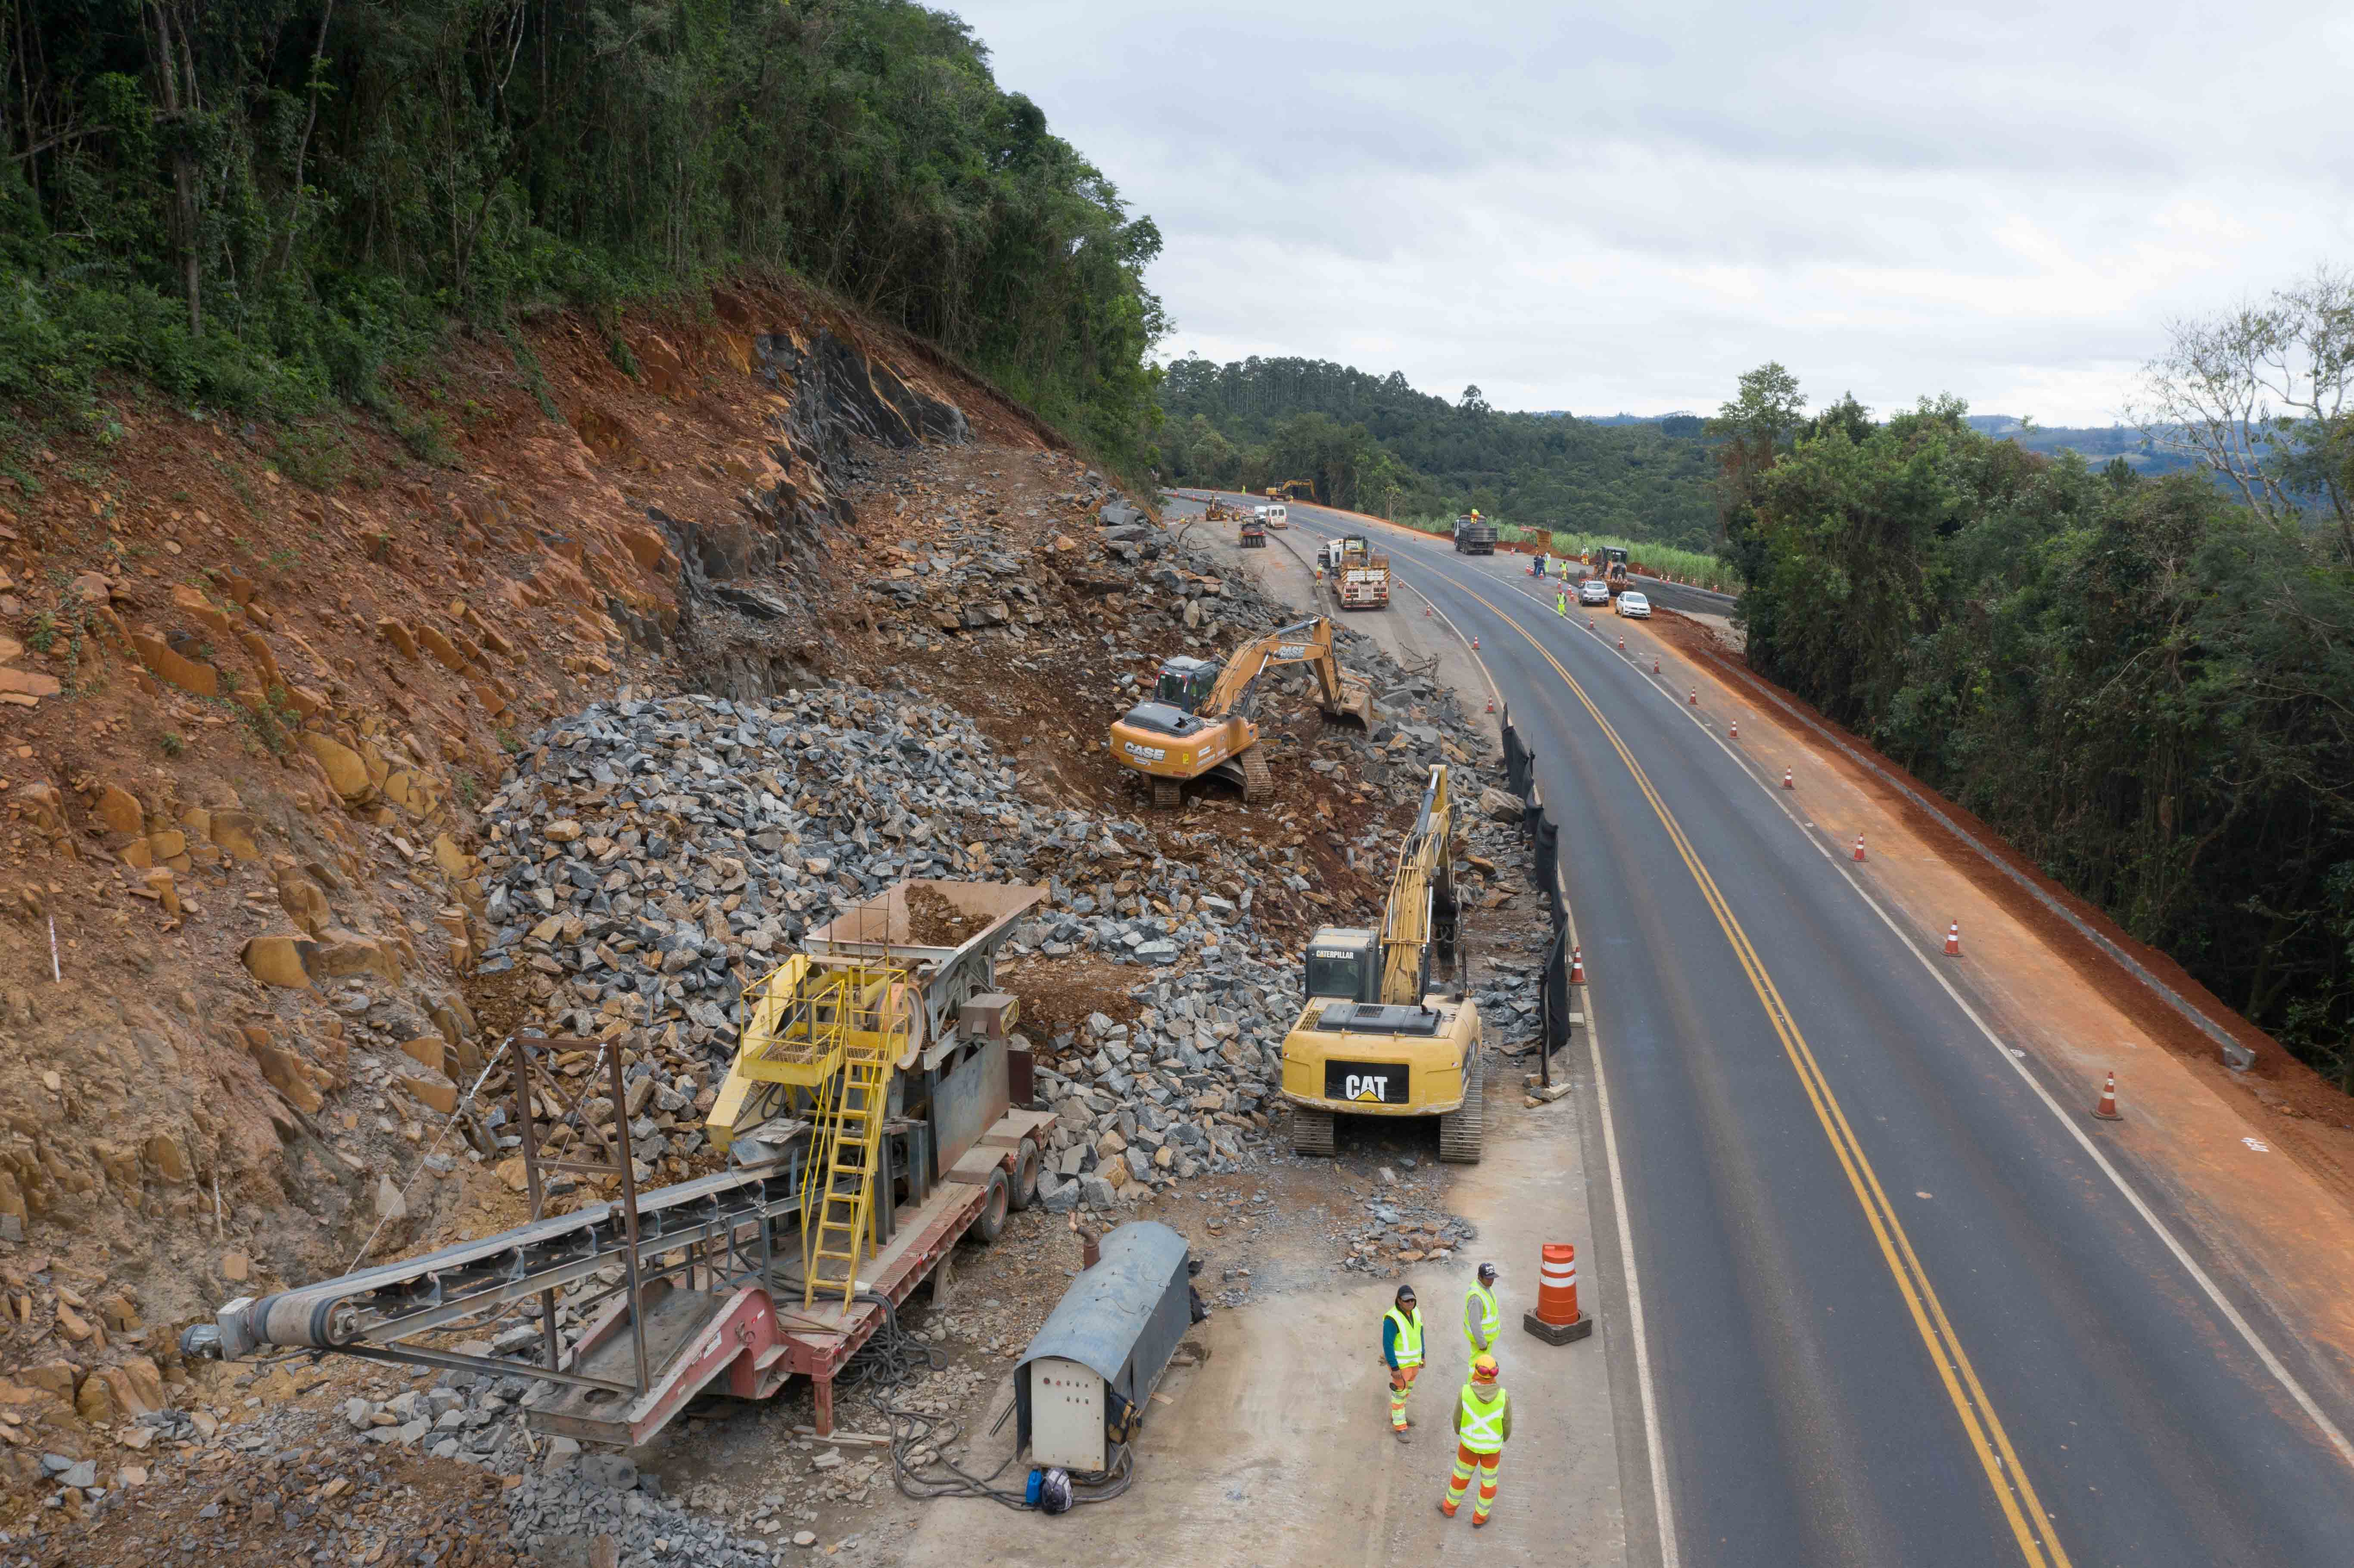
[1463,1261,1500,1355]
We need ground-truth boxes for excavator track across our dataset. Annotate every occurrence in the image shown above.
[1290,1106,1336,1157]
[1239,746,1273,803]
[1438,1054,1485,1164]
[1150,777,1182,810]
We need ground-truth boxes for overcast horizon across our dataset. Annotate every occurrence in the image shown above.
[949,1,2354,426]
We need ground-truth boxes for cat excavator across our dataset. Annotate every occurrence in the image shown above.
[1279,764,1483,1160]
[1108,614,1373,808]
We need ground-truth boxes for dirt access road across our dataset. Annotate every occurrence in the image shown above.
[890,504,1635,1567]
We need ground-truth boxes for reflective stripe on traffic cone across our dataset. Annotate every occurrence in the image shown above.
[1853,834,1867,862]
[1944,922,1961,956]
[2093,1072,2122,1120]
[1569,946,1585,984]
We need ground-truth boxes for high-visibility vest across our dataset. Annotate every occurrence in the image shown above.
[1384,1307,1425,1369]
[1465,1282,1499,1348]
[1458,1383,1510,1454]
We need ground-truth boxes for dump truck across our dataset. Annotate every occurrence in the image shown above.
[1452,512,1498,554]
[1281,765,1482,1160]
[1108,614,1373,807]
[182,878,1059,1442]
[1333,534,1391,610]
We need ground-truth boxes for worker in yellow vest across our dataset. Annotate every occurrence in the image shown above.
[1440,1353,1513,1526]
[1555,587,1568,616]
[1380,1284,1425,1440]
[1463,1262,1500,1355]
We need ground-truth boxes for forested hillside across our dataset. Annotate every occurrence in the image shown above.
[1155,355,1718,548]
[1718,337,2354,1083]
[0,0,1165,464]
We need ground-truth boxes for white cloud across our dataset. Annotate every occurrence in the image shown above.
[953,0,2354,423]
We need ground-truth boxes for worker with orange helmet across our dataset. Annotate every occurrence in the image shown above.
[1440,1352,1513,1526]
[1380,1284,1425,1440]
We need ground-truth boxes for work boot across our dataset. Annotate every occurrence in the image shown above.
[1393,1425,1411,1443]
[1439,1500,1457,1520]
[1472,1515,1490,1529]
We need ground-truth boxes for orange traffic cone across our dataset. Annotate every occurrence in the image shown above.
[1688,688,1698,706]
[1853,834,1867,862]
[1485,697,1495,713]
[2093,1072,2122,1120]
[1729,719,1738,738]
[1782,768,1794,790]
[1472,637,1480,650]
[1944,922,1961,956]
[1569,947,1585,984]
[1652,656,1660,674]
[1617,634,1625,650]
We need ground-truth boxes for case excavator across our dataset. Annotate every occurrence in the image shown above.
[1280,765,1484,1160]
[1108,615,1373,808]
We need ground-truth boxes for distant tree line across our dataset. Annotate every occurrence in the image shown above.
[0,0,1167,465]
[1719,275,2354,1081]
[1155,354,1717,548]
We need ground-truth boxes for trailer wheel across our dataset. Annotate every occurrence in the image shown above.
[976,1168,1011,1243]
[1009,1141,1041,1212]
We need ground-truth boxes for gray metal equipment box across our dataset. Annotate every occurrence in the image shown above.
[1014,1222,1193,1473]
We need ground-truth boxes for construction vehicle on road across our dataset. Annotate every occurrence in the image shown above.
[1332,534,1391,609]
[1594,545,1631,596]
[1108,614,1374,808]
[1239,516,1267,547]
[1276,479,1317,503]
[1281,765,1483,1160]
[1452,511,1498,554]
[185,878,1056,1443]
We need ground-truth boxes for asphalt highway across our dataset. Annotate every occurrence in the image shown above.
[1189,495,2354,1568]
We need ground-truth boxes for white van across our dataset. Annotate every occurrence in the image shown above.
[1265,504,1289,530]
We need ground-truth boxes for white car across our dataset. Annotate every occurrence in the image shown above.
[1616,591,1651,618]
[1578,579,1611,606]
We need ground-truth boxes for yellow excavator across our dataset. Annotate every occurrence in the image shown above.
[1108,614,1373,808]
[1280,765,1484,1161]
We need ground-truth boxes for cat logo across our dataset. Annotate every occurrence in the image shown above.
[1344,1073,1390,1103]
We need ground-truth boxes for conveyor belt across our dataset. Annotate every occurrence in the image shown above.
[190,1133,806,1364]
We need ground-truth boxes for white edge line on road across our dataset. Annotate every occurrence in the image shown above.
[1392,563,1681,1568]
[1463,554,2354,1474]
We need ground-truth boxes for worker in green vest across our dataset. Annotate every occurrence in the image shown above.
[1555,587,1568,616]
[1463,1261,1500,1355]
[1440,1353,1513,1526]
[1380,1284,1425,1440]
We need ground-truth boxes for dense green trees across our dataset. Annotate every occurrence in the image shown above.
[0,0,1166,464]
[1156,354,1716,547]
[1728,373,2354,1082]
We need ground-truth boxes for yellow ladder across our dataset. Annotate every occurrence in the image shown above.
[800,968,909,1310]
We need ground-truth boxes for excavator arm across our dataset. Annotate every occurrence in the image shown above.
[1379,766,1462,1005]
[1199,616,1373,727]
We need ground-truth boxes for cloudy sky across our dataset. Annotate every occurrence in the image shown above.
[951,1,2354,424]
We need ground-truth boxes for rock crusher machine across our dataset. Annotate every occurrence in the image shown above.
[183,878,1056,1441]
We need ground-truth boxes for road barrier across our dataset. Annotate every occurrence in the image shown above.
[1524,1242,1593,1345]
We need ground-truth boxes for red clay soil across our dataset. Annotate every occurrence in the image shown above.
[1648,608,2354,1199]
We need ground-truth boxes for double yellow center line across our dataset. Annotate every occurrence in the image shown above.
[1453,581,2072,1568]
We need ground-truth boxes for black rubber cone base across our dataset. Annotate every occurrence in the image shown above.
[1524,1309,1594,1344]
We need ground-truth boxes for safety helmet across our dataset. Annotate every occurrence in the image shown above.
[1471,1354,1499,1384]
[1476,1262,1498,1284]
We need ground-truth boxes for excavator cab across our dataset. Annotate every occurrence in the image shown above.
[1152,656,1221,714]
[1304,927,1381,1003]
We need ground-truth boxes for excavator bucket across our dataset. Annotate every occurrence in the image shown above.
[1326,675,1375,729]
